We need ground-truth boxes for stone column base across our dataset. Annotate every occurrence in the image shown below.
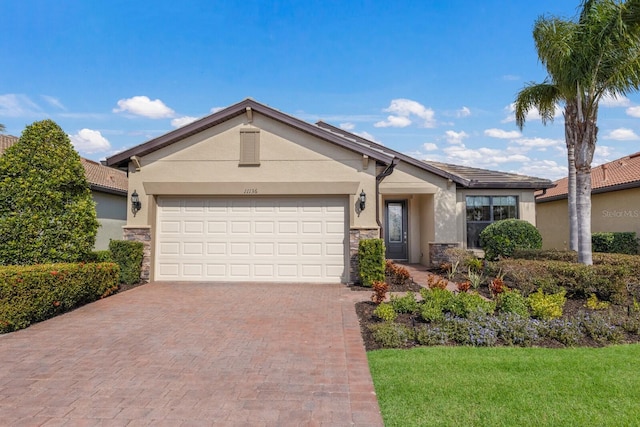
[123,226,151,282]
[428,242,462,268]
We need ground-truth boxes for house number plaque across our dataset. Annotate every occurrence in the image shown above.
[243,188,258,194]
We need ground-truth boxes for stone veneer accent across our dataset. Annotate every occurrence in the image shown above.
[123,226,151,282]
[428,242,462,268]
[349,228,380,283]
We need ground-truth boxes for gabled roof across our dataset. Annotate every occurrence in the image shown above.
[536,151,640,202]
[105,98,554,190]
[106,98,395,167]
[0,134,127,195]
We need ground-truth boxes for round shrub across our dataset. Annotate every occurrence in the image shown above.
[479,219,542,261]
[373,302,397,322]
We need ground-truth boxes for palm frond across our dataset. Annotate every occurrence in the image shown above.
[514,82,562,129]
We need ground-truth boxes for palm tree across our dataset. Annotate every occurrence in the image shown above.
[0,123,5,133]
[515,0,640,265]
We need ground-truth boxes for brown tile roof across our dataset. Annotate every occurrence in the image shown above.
[425,161,555,189]
[0,134,127,195]
[536,151,640,202]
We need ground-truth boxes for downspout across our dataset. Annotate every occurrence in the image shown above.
[375,157,399,239]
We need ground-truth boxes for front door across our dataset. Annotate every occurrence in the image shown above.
[385,200,408,260]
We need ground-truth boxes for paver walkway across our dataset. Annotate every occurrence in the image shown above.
[0,282,383,426]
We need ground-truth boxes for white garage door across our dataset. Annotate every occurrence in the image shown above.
[155,196,347,282]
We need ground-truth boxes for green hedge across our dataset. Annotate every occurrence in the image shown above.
[489,258,631,304]
[0,262,119,333]
[592,232,638,255]
[358,239,385,287]
[109,240,144,285]
[512,249,640,277]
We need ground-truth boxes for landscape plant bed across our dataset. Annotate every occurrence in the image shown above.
[356,295,640,351]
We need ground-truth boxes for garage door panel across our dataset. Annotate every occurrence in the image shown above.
[156,197,346,282]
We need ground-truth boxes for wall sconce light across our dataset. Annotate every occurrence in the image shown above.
[131,190,142,216]
[359,190,366,211]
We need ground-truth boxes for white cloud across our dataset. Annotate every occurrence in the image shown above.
[601,93,631,108]
[69,129,111,154]
[516,159,566,180]
[456,106,471,118]
[625,106,640,117]
[443,144,530,165]
[0,94,43,117]
[374,115,412,128]
[513,137,563,149]
[210,106,224,114]
[113,96,175,119]
[354,131,381,143]
[484,128,521,139]
[376,98,436,128]
[502,102,562,123]
[171,116,199,128]
[603,128,640,141]
[339,122,355,131]
[423,142,438,151]
[444,130,469,145]
[41,95,66,110]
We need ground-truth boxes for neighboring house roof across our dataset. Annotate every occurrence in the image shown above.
[105,98,554,190]
[0,134,127,195]
[536,151,640,202]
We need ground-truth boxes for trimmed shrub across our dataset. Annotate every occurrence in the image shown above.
[491,258,630,303]
[592,232,638,255]
[369,322,414,348]
[390,292,419,314]
[0,262,119,333]
[373,302,397,322]
[479,219,542,261]
[109,240,144,285]
[528,289,566,321]
[446,292,496,318]
[0,120,99,265]
[496,289,529,317]
[358,239,385,287]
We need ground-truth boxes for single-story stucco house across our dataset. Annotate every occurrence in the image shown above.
[536,151,640,250]
[0,134,128,250]
[106,98,554,283]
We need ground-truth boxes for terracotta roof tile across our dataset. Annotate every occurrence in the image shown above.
[537,151,640,201]
[0,134,127,194]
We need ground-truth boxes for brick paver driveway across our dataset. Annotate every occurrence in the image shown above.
[0,282,383,426]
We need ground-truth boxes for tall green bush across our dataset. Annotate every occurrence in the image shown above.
[109,240,144,285]
[592,232,638,255]
[358,238,385,287]
[479,219,542,261]
[0,120,98,265]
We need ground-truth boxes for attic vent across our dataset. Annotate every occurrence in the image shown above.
[239,129,260,166]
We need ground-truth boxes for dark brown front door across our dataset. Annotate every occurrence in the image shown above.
[385,200,408,260]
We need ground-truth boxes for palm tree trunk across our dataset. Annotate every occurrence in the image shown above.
[564,102,579,251]
[574,111,597,266]
[575,166,592,265]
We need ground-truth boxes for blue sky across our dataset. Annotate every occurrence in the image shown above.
[2,0,640,180]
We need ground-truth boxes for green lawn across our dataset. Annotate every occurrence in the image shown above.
[368,345,640,427]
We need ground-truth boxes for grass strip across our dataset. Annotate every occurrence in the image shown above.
[368,345,640,426]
